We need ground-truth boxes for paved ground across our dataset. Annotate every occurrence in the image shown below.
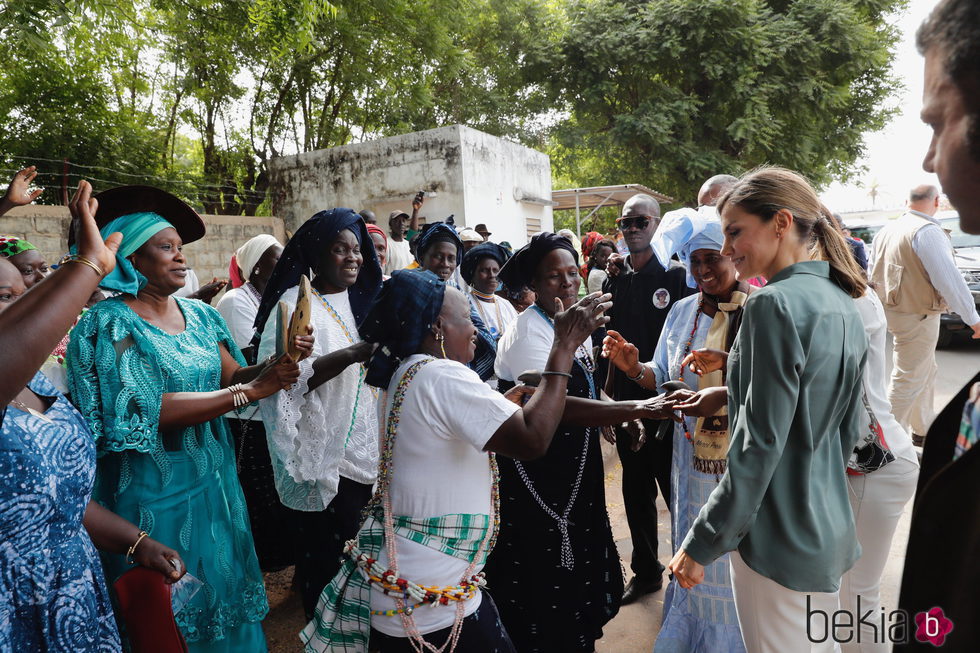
[262,339,980,652]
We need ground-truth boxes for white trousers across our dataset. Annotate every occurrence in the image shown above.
[729,551,841,653]
[884,310,939,435]
[839,455,919,653]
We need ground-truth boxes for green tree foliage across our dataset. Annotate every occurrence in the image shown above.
[0,0,904,215]
[542,0,905,205]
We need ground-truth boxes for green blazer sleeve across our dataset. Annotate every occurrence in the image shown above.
[681,291,804,565]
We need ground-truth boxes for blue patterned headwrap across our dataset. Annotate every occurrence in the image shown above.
[652,206,724,288]
[460,242,511,285]
[82,212,175,295]
[252,208,382,342]
[360,269,446,388]
[414,222,463,267]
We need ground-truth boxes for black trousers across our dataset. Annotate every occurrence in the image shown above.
[370,592,516,653]
[615,419,673,580]
[290,476,374,621]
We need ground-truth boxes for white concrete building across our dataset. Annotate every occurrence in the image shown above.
[268,124,554,246]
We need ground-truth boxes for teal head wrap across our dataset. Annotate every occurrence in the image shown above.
[86,212,176,295]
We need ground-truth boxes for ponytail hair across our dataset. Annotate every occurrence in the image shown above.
[717,167,867,298]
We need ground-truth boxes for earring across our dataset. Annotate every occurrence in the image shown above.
[776,230,783,239]
[435,332,447,359]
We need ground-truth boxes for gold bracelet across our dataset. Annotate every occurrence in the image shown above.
[126,530,149,564]
[58,254,105,278]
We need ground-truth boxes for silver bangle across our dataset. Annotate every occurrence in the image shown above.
[627,365,645,382]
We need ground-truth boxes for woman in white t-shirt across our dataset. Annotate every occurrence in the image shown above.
[302,268,657,653]
[252,208,384,621]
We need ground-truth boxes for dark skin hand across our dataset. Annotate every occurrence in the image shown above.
[83,501,186,584]
[122,228,311,429]
[0,180,122,406]
[187,276,227,304]
[0,166,44,216]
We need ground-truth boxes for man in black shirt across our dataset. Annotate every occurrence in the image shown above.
[603,193,694,604]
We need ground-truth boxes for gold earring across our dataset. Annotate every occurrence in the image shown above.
[435,332,447,359]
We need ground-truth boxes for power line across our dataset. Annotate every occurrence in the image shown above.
[0,167,266,201]
[2,155,266,195]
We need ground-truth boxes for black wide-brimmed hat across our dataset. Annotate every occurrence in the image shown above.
[72,185,206,246]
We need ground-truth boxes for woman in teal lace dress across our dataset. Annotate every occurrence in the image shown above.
[66,186,307,652]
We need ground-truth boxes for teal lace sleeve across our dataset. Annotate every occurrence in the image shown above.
[67,298,166,453]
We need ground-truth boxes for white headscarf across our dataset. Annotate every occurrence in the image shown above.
[652,206,724,288]
[236,234,282,283]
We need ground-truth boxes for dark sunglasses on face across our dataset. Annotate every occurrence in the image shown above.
[617,216,651,231]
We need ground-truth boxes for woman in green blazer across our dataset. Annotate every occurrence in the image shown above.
[668,167,870,653]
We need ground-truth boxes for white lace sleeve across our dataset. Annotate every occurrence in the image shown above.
[257,287,366,511]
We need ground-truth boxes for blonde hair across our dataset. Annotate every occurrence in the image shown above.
[717,166,867,298]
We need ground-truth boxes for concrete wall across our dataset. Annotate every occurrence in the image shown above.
[269,124,553,246]
[1,205,286,284]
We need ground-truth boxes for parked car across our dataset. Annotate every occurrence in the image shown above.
[937,211,980,347]
[845,217,889,245]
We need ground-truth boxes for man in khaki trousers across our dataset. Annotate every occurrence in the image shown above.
[870,184,980,442]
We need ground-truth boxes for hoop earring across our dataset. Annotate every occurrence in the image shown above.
[435,332,447,359]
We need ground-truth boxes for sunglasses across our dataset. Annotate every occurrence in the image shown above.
[616,216,651,231]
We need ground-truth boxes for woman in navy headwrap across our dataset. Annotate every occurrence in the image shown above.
[254,207,384,620]
[461,242,518,345]
[489,233,679,653]
[303,269,613,653]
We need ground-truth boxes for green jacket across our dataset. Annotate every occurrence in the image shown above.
[682,261,868,592]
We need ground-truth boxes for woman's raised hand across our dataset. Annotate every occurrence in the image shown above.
[553,292,611,349]
[680,348,728,376]
[601,329,640,375]
[1,166,44,210]
[69,180,121,276]
[247,353,302,398]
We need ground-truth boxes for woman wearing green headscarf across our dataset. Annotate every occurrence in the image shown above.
[66,186,310,653]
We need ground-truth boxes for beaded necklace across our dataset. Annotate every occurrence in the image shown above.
[521,305,596,570]
[366,356,500,653]
[674,295,705,442]
[243,282,262,308]
[314,291,367,448]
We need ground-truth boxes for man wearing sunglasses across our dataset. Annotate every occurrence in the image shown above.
[603,193,695,605]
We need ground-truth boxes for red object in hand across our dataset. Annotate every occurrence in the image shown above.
[113,566,189,653]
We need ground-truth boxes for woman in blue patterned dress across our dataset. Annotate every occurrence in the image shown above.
[66,186,308,653]
[603,210,751,653]
[1,183,187,652]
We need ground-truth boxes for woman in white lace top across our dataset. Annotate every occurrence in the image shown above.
[254,208,384,619]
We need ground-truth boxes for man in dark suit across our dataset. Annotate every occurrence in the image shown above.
[896,2,980,650]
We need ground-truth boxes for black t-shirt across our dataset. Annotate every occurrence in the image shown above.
[603,252,695,400]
